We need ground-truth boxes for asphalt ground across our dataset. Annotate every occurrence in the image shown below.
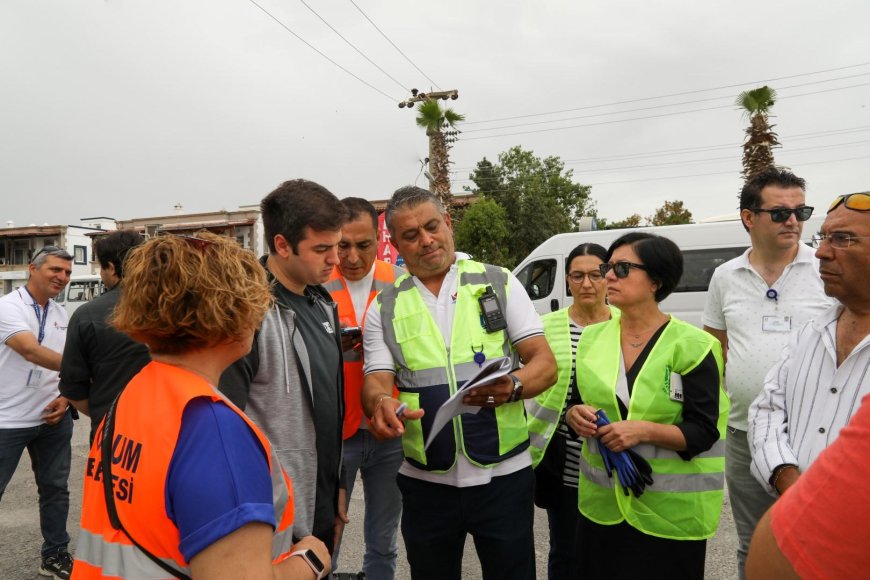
[0,419,738,579]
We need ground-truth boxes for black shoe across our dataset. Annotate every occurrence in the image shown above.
[39,549,73,580]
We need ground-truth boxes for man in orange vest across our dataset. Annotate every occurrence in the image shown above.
[324,197,405,580]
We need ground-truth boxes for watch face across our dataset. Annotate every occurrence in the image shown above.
[305,549,325,572]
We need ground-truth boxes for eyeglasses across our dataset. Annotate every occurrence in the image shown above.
[599,261,647,279]
[827,192,870,214]
[567,270,604,283]
[811,232,870,249]
[750,206,815,223]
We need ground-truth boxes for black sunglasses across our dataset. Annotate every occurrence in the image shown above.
[599,261,647,279]
[750,206,814,223]
[30,246,72,264]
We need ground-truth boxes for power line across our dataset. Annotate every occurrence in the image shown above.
[462,82,870,141]
[586,155,869,187]
[462,72,870,134]
[464,61,870,125]
[247,0,397,102]
[451,126,870,172]
[347,0,441,90]
[297,0,409,92]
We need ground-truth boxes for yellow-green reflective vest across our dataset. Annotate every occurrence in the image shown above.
[576,317,728,540]
[376,259,527,471]
[527,306,619,468]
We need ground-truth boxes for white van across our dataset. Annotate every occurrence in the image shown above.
[56,275,106,316]
[512,216,824,327]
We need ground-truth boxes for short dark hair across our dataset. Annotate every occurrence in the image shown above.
[384,186,444,237]
[566,243,607,270]
[341,197,378,231]
[261,179,348,254]
[607,232,683,302]
[94,230,145,279]
[739,168,806,230]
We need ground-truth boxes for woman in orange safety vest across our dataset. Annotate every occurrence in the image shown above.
[73,233,330,580]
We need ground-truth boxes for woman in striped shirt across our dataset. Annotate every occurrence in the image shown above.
[530,242,613,580]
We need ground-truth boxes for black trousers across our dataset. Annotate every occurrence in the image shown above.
[575,512,707,580]
[397,466,536,580]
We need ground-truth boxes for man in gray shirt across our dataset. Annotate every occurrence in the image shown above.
[220,179,348,554]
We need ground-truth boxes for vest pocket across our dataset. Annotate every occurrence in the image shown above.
[398,392,426,466]
[495,401,529,455]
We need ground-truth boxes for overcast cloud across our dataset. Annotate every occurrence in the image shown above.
[2,0,868,228]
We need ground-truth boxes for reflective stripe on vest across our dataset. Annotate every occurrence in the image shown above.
[325,261,404,439]
[74,362,295,578]
[575,317,728,541]
[527,307,573,468]
[376,259,527,471]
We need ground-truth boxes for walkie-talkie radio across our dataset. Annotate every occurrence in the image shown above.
[478,286,507,333]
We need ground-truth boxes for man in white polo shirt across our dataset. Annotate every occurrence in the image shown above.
[0,246,75,580]
[702,168,833,579]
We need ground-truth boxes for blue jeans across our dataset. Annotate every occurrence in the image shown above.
[0,412,73,557]
[334,429,403,580]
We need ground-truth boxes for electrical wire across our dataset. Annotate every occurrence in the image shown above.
[247,0,397,102]
[348,0,440,90]
[464,61,870,125]
[462,82,870,141]
[462,72,870,134]
[297,0,409,92]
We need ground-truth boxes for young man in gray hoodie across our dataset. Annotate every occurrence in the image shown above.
[220,179,349,555]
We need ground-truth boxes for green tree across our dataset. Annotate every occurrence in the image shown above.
[454,198,510,266]
[736,85,780,182]
[649,200,693,226]
[604,214,644,229]
[468,146,594,267]
[416,99,464,208]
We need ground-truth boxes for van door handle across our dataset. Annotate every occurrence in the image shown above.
[550,298,559,312]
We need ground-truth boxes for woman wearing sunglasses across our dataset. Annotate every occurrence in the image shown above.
[73,233,330,579]
[527,243,616,580]
[566,232,727,580]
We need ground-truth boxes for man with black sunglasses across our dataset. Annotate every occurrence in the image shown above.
[701,167,833,579]
[0,246,75,579]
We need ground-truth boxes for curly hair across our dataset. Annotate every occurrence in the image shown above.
[112,232,273,355]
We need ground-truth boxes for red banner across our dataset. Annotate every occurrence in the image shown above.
[377,212,402,266]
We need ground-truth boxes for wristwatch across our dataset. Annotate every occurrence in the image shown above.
[289,548,326,579]
[507,373,524,402]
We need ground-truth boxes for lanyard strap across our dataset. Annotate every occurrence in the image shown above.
[21,287,49,344]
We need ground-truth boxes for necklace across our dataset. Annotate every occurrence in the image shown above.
[623,317,668,348]
[570,305,611,327]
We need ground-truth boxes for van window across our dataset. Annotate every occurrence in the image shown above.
[515,259,557,300]
[66,280,105,303]
[675,247,748,293]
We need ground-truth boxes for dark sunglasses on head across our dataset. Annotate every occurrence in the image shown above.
[599,261,647,279]
[827,192,870,214]
[750,206,814,223]
[30,246,72,264]
[172,234,217,251]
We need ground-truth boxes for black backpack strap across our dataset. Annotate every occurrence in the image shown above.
[101,395,192,580]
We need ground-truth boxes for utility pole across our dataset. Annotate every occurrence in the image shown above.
[399,89,462,206]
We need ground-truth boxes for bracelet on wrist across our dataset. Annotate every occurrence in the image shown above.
[371,393,391,418]
[771,464,798,495]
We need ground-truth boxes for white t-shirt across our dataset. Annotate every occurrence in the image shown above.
[0,288,69,428]
[342,266,376,328]
[364,259,544,487]
[702,244,833,430]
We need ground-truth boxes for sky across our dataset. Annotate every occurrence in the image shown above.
[2,0,869,229]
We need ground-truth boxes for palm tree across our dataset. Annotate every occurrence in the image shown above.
[736,85,780,182]
[415,99,464,208]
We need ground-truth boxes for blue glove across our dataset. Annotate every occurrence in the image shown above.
[594,409,653,497]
